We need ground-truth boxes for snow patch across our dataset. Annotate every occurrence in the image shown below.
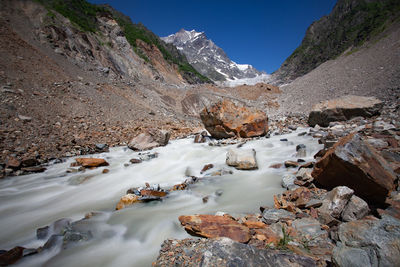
[218,74,272,87]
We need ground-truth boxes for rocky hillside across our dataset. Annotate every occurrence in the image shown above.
[162,29,268,85]
[36,0,210,84]
[0,0,281,172]
[273,0,400,84]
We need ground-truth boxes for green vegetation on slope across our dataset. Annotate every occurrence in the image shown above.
[36,0,106,32]
[276,0,400,82]
[111,13,211,83]
[36,0,211,84]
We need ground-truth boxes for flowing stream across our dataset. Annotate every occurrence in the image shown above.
[0,129,322,266]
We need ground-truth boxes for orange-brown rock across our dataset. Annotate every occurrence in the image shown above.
[243,220,266,229]
[178,214,251,243]
[116,194,141,210]
[200,100,268,139]
[140,189,167,198]
[75,158,109,168]
[312,133,396,205]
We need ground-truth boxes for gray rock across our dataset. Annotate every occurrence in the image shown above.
[308,95,383,127]
[296,168,313,181]
[154,238,318,267]
[128,129,170,151]
[337,215,400,267]
[281,173,298,190]
[364,138,388,150]
[341,195,370,222]
[318,186,354,219]
[292,217,327,240]
[226,148,258,170]
[332,243,372,267]
[262,209,295,224]
[18,115,32,122]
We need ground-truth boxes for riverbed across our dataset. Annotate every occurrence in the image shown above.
[0,128,322,266]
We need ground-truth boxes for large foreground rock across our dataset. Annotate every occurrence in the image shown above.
[226,148,258,170]
[178,214,251,243]
[155,238,318,267]
[312,133,396,205]
[333,215,400,267]
[308,95,383,127]
[200,100,268,139]
[128,129,170,151]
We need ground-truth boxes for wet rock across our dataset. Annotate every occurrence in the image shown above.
[200,163,214,174]
[318,186,353,219]
[5,157,20,169]
[341,195,370,222]
[262,208,295,224]
[116,194,141,210]
[138,152,159,161]
[336,215,400,267]
[128,129,170,151]
[21,166,46,173]
[269,163,283,169]
[0,246,24,266]
[74,158,109,168]
[102,169,109,174]
[281,174,297,190]
[284,160,299,168]
[200,99,268,139]
[140,189,167,198]
[296,168,313,182]
[226,148,258,170]
[129,158,142,164]
[308,95,383,127]
[312,133,396,205]
[296,144,307,158]
[178,214,251,243]
[95,143,109,152]
[36,226,49,240]
[155,238,318,267]
[194,131,208,143]
[20,158,39,167]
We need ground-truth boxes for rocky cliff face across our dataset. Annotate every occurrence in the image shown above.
[273,0,400,84]
[162,29,269,85]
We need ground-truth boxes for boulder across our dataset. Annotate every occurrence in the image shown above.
[341,195,370,222]
[116,194,141,210]
[262,209,296,224]
[308,95,383,127]
[335,215,400,267]
[178,214,251,243]
[0,246,24,266]
[226,148,258,170]
[154,238,318,267]
[200,99,268,139]
[128,129,170,151]
[312,133,396,205]
[318,186,354,219]
[75,158,109,168]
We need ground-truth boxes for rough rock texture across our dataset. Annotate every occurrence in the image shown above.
[318,186,354,219]
[262,209,295,224]
[154,238,318,267]
[334,215,400,267]
[312,133,396,205]
[226,148,258,170]
[178,215,251,243]
[341,195,370,222]
[128,129,170,151]
[308,95,383,127]
[200,100,268,139]
[115,194,140,210]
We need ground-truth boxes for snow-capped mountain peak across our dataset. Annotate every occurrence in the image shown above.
[161,29,269,85]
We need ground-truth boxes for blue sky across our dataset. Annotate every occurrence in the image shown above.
[89,0,337,73]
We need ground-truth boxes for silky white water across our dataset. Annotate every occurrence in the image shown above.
[0,129,322,266]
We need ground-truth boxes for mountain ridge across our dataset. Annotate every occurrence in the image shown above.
[162,29,269,85]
